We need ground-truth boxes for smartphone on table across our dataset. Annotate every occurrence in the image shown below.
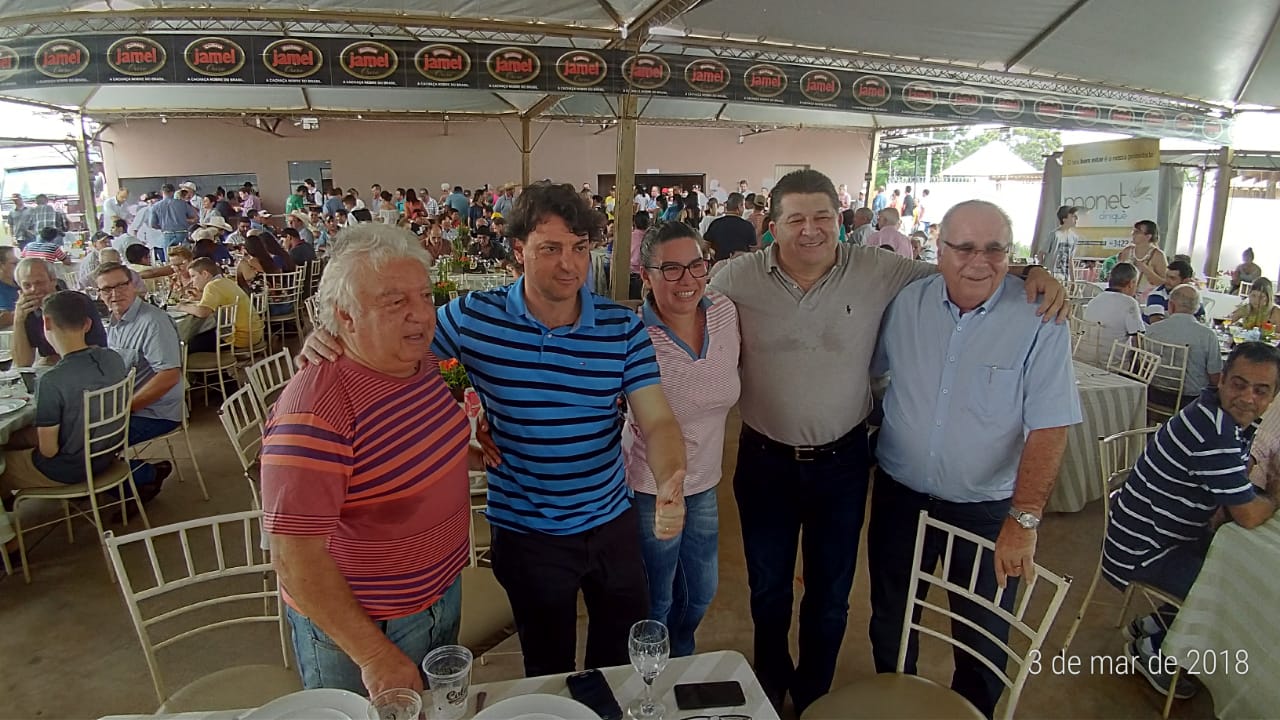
[567,668,624,720]
[674,680,747,711]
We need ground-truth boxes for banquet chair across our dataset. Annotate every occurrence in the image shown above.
[308,256,324,294]
[303,295,319,333]
[105,510,301,713]
[1136,336,1190,421]
[1059,426,1160,656]
[1238,281,1253,298]
[132,341,209,502]
[247,350,295,416]
[1198,296,1215,324]
[264,268,305,352]
[186,304,238,406]
[801,511,1072,720]
[10,370,143,583]
[1069,317,1107,367]
[469,472,491,568]
[232,290,270,370]
[1105,340,1161,386]
[218,385,266,510]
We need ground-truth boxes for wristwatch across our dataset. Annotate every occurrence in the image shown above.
[1008,508,1041,530]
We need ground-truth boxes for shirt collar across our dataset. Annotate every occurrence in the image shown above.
[505,276,596,330]
[642,295,712,360]
[766,242,849,273]
[939,274,1008,317]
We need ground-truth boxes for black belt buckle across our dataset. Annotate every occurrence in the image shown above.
[794,445,818,462]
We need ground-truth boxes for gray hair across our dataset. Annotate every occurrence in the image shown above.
[1108,261,1138,289]
[15,257,56,282]
[315,223,433,335]
[937,200,1014,245]
[1169,284,1201,314]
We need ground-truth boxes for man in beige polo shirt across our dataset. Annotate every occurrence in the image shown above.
[708,169,1066,714]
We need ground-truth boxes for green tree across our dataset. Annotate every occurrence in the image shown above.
[945,127,1062,172]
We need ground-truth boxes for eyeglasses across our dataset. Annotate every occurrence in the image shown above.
[646,259,710,282]
[97,280,133,295]
[942,241,1009,262]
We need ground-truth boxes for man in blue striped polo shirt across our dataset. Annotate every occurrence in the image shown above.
[1104,341,1280,699]
[302,182,687,678]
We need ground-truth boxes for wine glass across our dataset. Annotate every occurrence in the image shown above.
[627,620,670,720]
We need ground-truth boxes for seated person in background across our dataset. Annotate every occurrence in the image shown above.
[1145,284,1222,409]
[12,258,108,368]
[166,246,198,301]
[1103,342,1280,700]
[192,226,234,265]
[95,262,184,489]
[1097,251,1120,282]
[22,227,71,265]
[125,243,173,281]
[75,232,113,290]
[0,247,19,328]
[1144,260,1203,323]
[0,291,167,500]
[281,227,316,267]
[467,226,507,262]
[1229,276,1280,329]
[1080,262,1144,366]
[175,258,262,353]
[1231,247,1263,295]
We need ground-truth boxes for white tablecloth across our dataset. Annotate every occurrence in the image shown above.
[1163,516,1280,719]
[1047,362,1148,513]
[99,650,778,720]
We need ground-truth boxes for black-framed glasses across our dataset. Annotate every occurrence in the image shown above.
[96,280,133,295]
[646,259,710,282]
[942,240,1009,262]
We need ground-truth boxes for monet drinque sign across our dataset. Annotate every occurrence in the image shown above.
[0,33,1228,140]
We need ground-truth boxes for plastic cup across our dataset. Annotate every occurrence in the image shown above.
[421,645,472,720]
[368,688,422,720]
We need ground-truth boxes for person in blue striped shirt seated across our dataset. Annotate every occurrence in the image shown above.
[1103,341,1280,699]
[301,181,688,679]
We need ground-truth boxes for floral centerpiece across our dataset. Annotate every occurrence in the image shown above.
[439,358,470,401]
[433,279,458,306]
[1263,322,1276,343]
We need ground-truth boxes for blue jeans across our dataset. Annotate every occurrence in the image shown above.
[733,425,871,712]
[128,415,180,487]
[867,471,1018,719]
[286,575,462,695]
[162,230,187,248]
[633,487,719,657]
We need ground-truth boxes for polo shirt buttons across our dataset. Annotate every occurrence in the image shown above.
[948,356,956,362]
[942,389,948,394]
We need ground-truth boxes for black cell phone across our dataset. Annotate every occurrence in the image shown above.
[566,669,623,720]
[674,681,746,710]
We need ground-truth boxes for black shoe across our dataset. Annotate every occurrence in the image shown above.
[139,462,173,505]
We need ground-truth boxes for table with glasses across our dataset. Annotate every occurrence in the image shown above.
[1046,361,1149,513]
[452,273,510,292]
[1162,515,1280,719]
[99,650,778,720]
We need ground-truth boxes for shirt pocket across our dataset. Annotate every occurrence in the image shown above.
[969,366,1021,421]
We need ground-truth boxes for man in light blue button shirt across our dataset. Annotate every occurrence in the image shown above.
[867,200,1082,717]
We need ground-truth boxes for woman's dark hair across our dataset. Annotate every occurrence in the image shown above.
[638,222,707,304]
[768,169,838,222]
[633,212,650,231]
[405,188,419,204]
[507,182,598,244]
[1224,341,1280,385]
[243,235,280,274]
[193,237,216,259]
[203,193,218,205]
[841,208,857,231]
[682,193,702,228]
[260,232,296,272]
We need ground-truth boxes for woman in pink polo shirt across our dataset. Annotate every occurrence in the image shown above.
[623,221,741,657]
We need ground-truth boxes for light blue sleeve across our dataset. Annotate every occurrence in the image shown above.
[1022,319,1083,430]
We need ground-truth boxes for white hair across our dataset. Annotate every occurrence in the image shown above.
[1169,283,1201,314]
[315,223,433,335]
[15,257,56,282]
[937,200,1014,245]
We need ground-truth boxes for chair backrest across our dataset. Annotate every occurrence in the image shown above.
[104,510,288,707]
[1097,427,1160,530]
[247,350,295,415]
[219,385,266,509]
[1136,335,1189,401]
[82,369,136,489]
[898,511,1072,720]
[1105,339,1161,385]
[1199,296,1216,324]
[309,256,323,287]
[303,295,319,330]
[1068,315,1106,366]
[1239,281,1253,298]
[265,268,305,304]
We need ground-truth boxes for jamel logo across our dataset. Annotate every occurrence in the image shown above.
[184,37,245,77]
[1109,107,1135,125]
[901,82,937,112]
[993,91,1024,120]
[622,54,670,91]
[948,87,982,115]
[744,64,787,98]
[799,70,840,103]
[486,47,539,84]
[263,39,322,79]
[1202,118,1224,140]
[35,38,90,79]
[1174,113,1196,133]
[0,45,20,80]
[107,36,166,77]
[555,50,607,88]
[684,59,730,94]
[852,75,891,107]
[1033,97,1063,122]
[1142,109,1167,130]
[414,44,470,83]
[1073,101,1100,126]
[341,41,397,81]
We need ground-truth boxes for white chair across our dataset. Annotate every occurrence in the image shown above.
[469,475,491,568]
[132,341,209,501]
[1068,316,1107,366]
[1059,426,1160,656]
[802,511,1073,720]
[104,510,301,712]
[1105,340,1161,386]
[10,370,144,583]
[233,290,270,369]
[186,304,238,406]
[303,295,319,333]
[1136,336,1190,420]
[1238,280,1253,298]
[246,350,295,416]
[218,385,265,509]
[264,269,306,351]
[308,256,324,296]
[1198,296,1216,324]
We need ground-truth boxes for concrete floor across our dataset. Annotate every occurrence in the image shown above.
[0,403,1218,719]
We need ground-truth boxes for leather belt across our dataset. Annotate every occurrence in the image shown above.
[742,424,866,463]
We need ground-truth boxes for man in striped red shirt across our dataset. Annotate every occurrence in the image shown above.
[263,225,481,697]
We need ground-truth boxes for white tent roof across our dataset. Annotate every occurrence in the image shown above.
[940,141,1040,177]
[0,0,1275,128]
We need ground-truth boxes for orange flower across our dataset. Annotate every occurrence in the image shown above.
[440,358,460,371]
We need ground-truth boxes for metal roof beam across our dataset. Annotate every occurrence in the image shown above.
[608,0,704,49]
[1234,4,1280,105]
[1003,0,1091,72]
[593,0,626,29]
[522,94,565,119]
